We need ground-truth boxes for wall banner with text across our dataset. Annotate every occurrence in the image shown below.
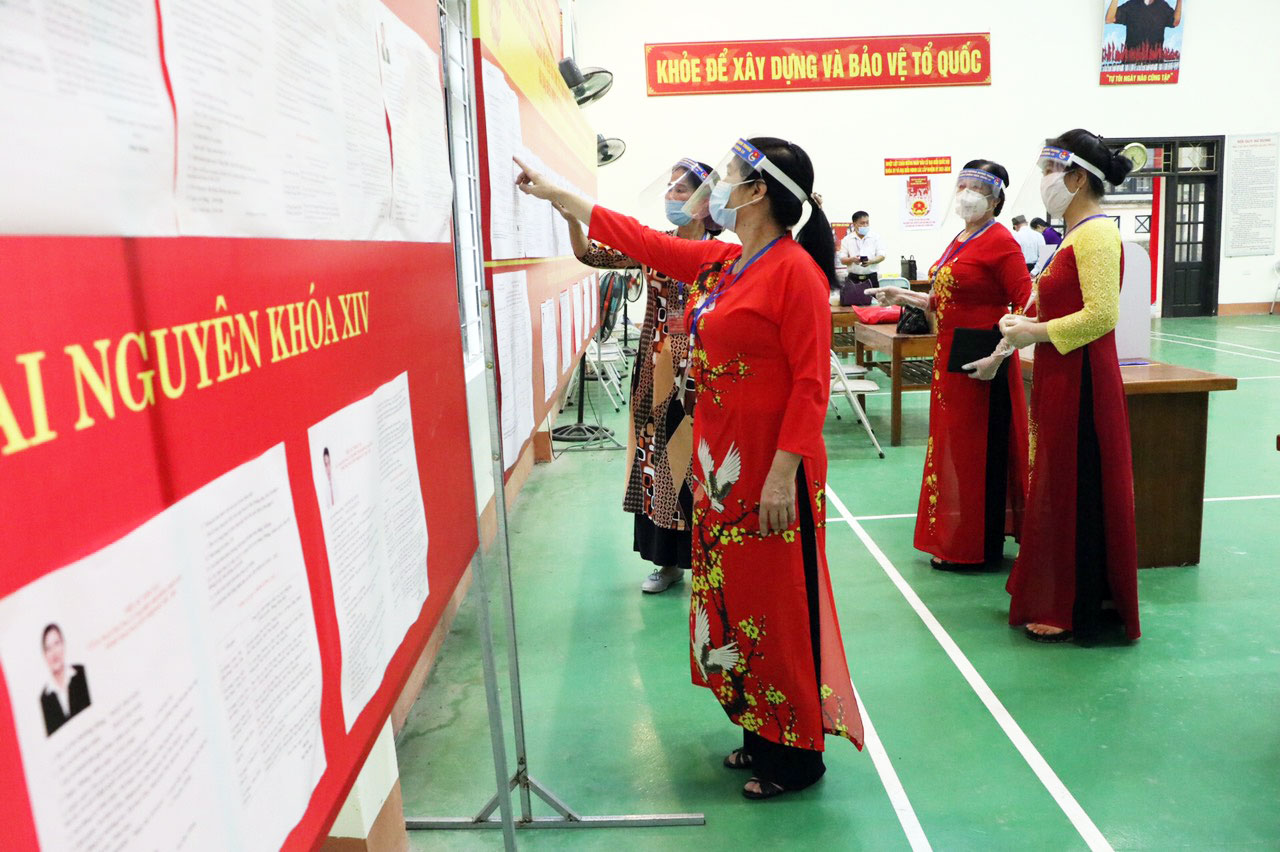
[645,34,991,96]
[1101,0,1185,85]
[886,157,952,176]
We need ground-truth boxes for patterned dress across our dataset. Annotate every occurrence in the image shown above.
[1007,218,1140,638]
[915,224,1032,565]
[589,207,865,757]
[578,237,700,569]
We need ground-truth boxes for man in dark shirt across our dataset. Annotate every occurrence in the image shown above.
[1031,218,1063,247]
[1107,0,1182,58]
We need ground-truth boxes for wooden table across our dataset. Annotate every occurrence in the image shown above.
[853,323,937,447]
[831,306,860,354]
[1021,358,1237,568]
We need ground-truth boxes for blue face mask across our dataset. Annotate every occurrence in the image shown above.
[665,198,694,226]
[708,180,758,231]
[856,226,869,236]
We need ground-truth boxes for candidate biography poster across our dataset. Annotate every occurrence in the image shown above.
[1101,0,1185,85]
[902,175,943,231]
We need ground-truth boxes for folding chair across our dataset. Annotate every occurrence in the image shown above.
[1270,259,1280,315]
[830,349,885,458]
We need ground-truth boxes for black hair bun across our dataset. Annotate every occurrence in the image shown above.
[1105,151,1135,186]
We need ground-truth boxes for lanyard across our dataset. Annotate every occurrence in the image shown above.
[1035,213,1111,283]
[931,220,995,282]
[689,235,782,340]
[675,231,714,305]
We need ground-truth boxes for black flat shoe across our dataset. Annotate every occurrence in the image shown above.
[742,778,789,800]
[930,557,988,572]
[1024,626,1074,643]
[723,748,753,770]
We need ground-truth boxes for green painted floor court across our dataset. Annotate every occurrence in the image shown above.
[398,316,1280,851]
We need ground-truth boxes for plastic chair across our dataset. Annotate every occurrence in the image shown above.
[829,350,885,458]
[876,275,912,290]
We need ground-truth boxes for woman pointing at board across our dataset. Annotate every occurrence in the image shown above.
[516,139,864,800]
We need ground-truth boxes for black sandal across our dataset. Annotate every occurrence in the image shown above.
[723,748,753,770]
[1024,626,1074,643]
[742,777,788,800]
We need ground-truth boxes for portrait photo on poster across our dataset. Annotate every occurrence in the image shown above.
[38,623,91,737]
[0,446,326,851]
[1102,0,1185,85]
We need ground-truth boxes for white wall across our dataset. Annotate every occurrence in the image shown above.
[574,0,1280,306]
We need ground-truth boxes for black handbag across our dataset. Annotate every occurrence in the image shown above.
[900,255,918,280]
[896,304,930,334]
[839,276,873,307]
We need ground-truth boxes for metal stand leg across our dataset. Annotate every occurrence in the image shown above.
[407,292,703,843]
[831,351,885,458]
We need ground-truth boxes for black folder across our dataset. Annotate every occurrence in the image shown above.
[947,327,1005,373]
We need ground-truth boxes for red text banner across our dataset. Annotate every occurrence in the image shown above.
[885,156,952,176]
[645,33,991,96]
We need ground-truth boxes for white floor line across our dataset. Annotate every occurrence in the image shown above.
[1204,494,1280,503]
[1149,335,1280,364]
[826,484,1115,852]
[1236,375,1280,381]
[1232,325,1280,333]
[853,512,917,522]
[1152,330,1280,356]
[854,686,933,852]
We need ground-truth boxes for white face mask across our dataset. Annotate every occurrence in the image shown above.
[954,189,990,223]
[1040,171,1078,218]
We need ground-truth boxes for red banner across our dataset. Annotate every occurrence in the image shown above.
[645,33,991,96]
[885,156,952,176]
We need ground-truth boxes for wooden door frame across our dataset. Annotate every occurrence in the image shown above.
[1122,134,1226,316]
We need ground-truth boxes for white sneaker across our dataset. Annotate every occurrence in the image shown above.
[641,565,684,594]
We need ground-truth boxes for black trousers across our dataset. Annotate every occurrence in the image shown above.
[740,465,826,790]
[1072,354,1112,638]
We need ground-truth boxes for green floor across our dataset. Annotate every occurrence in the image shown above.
[397,316,1280,850]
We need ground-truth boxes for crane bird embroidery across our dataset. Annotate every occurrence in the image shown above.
[697,439,741,513]
[693,602,740,680]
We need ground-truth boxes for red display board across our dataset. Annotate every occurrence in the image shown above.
[473,0,599,472]
[0,0,478,847]
[645,33,992,96]
[0,236,476,849]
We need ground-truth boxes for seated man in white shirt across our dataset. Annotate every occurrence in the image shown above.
[838,211,885,305]
[1011,215,1046,273]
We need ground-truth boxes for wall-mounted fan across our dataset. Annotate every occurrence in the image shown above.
[597,134,625,166]
[558,59,614,107]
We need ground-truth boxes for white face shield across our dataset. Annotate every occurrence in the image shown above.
[639,158,713,228]
[939,167,1005,234]
[682,138,813,234]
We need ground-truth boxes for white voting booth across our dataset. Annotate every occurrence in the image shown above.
[1118,241,1153,360]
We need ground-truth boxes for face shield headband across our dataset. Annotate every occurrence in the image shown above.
[1037,146,1106,181]
[956,168,1005,198]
